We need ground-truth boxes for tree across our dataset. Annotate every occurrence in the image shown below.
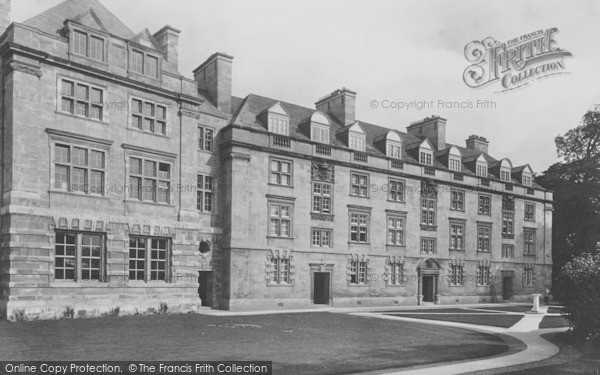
[561,253,600,343]
[536,109,600,299]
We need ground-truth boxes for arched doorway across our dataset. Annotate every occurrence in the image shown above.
[417,258,441,305]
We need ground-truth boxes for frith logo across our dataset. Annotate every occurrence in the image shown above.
[463,28,572,92]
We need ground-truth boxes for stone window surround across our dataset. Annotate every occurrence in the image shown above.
[66,21,110,64]
[46,129,113,197]
[56,75,108,123]
[127,42,163,81]
[53,230,106,283]
[128,94,169,137]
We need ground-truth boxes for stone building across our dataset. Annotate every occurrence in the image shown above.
[0,0,552,318]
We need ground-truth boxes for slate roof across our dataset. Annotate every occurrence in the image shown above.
[230,93,543,188]
[23,0,135,39]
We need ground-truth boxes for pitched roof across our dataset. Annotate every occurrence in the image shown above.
[23,0,135,39]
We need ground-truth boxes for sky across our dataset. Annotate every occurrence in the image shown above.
[11,0,600,172]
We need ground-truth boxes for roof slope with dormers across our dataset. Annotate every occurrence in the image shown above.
[230,93,546,189]
[23,0,135,39]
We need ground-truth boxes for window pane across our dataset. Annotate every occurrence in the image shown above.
[131,50,144,73]
[73,31,87,56]
[89,36,104,61]
[144,161,156,177]
[72,147,87,166]
[62,80,74,96]
[145,55,158,78]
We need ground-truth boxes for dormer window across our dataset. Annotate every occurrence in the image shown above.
[499,159,512,182]
[310,112,330,144]
[266,102,290,136]
[385,131,402,159]
[347,122,366,152]
[448,146,462,172]
[130,50,159,78]
[418,140,434,166]
[477,163,487,177]
[420,151,433,165]
[70,28,107,62]
[523,174,533,187]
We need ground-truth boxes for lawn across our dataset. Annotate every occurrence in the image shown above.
[374,308,494,314]
[387,313,525,328]
[0,312,511,375]
[473,305,534,313]
[547,306,566,314]
[539,316,570,329]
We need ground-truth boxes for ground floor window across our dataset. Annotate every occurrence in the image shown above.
[388,261,404,285]
[477,265,491,286]
[129,237,170,281]
[55,231,105,281]
[270,257,290,284]
[449,265,464,285]
[524,268,534,286]
[502,244,514,258]
[349,260,368,284]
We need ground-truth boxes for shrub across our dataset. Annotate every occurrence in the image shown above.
[10,309,26,322]
[158,302,168,315]
[560,252,600,343]
[108,307,120,317]
[63,306,75,319]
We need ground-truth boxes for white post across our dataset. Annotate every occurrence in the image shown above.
[530,294,542,313]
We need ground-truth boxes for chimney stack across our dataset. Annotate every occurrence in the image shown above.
[315,88,356,126]
[153,25,180,70]
[406,116,447,150]
[0,0,10,37]
[466,135,489,154]
[193,52,233,114]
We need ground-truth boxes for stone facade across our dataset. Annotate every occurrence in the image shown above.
[0,0,553,319]
[0,0,227,319]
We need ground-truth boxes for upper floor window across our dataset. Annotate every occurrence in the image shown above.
[131,99,167,135]
[197,175,214,212]
[60,78,104,121]
[420,238,436,254]
[449,157,462,172]
[478,194,491,215]
[476,162,488,177]
[349,212,369,243]
[524,229,536,255]
[198,126,214,151]
[310,112,330,143]
[72,30,105,62]
[129,157,171,204]
[270,158,292,186]
[421,198,436,226]
[349,134,366,152]
[502,211,514,235]
[387,144,402,159]
[523,174,533,187]
[130,50,159,78]
[525,203,535,221]
[312,228,332,248]
[269,115,289,136]
[54,143,105,195]
[388,179,405,202]
[387,215,405,246]
[55,231,105,282]
[269,202,293,238]
[477,225,491,252]
[451,189,465,211]
[312,182,332,214]
[449,222,465,250]
[350,172,369,197]
[502,244,514,258]
[500,169,511,182]
[419,151,433,166]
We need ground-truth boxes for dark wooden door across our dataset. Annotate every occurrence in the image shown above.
[502,277,513,300]
[314,272,330,305]
[423,276,434,302]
